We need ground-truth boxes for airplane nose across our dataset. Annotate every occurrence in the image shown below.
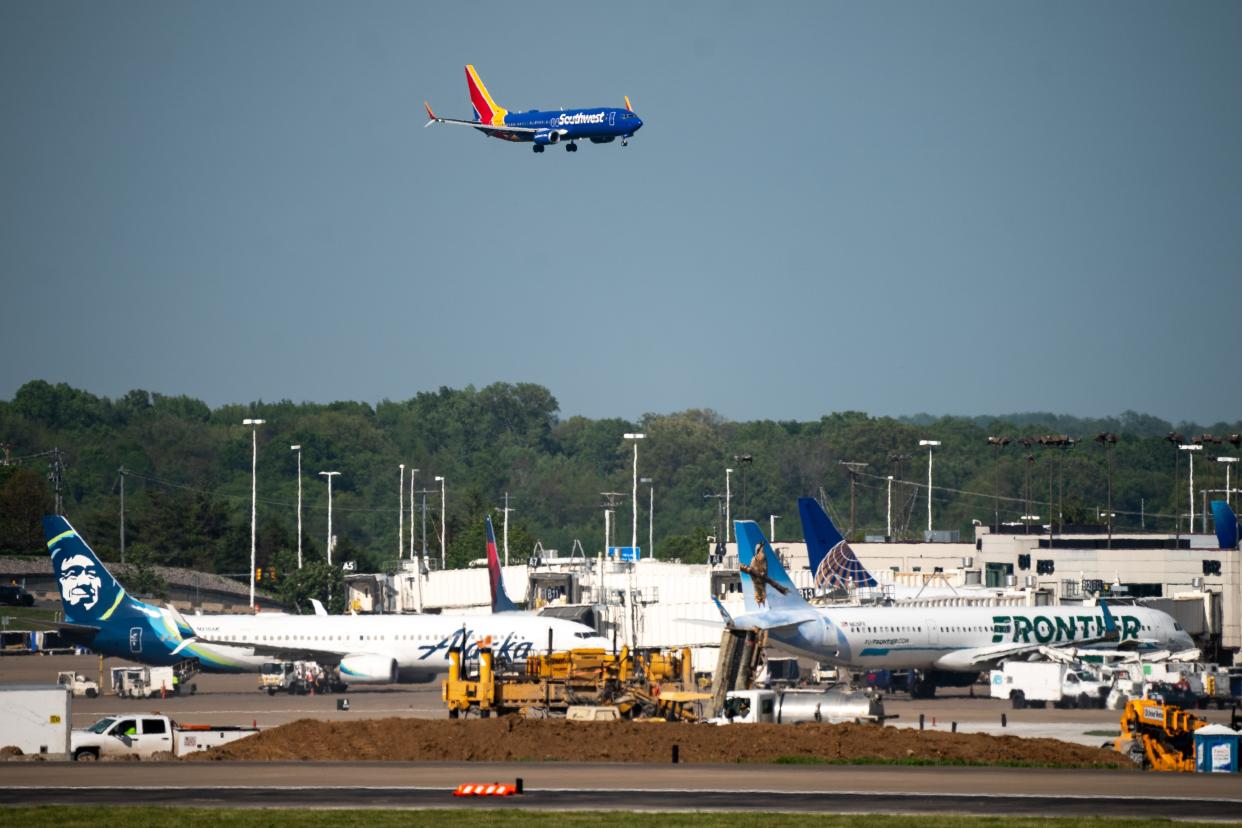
[633,117,643,131]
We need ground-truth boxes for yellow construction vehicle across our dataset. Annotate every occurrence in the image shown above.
[1114,698,1208,771]
[442,639,704,720]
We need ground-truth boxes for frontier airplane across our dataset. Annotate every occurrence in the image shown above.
[425,65,643,153]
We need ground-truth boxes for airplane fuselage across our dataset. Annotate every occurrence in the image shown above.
[481,107,641,144]
[762,604,1193,672]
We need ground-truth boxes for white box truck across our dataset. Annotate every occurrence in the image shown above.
[990,661,1110,709]
[0,684,71,757]
[71,713,260,761]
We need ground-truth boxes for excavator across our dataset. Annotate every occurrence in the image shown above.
[1114,698,1207,771]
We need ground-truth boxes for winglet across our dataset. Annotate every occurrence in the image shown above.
[424,100,438,127]
[624,95,633,113]
[712,596,734,627]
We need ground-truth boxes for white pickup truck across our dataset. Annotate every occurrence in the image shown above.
[71,714,259,761]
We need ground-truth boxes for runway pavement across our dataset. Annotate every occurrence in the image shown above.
[6,653,1242,817]
[2,762,1241,818]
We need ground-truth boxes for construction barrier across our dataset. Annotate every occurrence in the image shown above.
[453,782,520,797]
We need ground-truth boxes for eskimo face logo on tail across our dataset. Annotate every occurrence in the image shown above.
[58,553,103,612]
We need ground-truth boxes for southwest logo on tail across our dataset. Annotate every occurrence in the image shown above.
[485,515,520,612]
[425,65,643,154]
[798,497,879,592]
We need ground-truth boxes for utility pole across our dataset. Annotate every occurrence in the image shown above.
[499,492,515,566]
[839,461,868,538]
[49,447,65,516]
[118,466,126,564]
[398,464,405,560]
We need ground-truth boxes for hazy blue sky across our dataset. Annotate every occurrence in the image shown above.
[3,1,1240,424]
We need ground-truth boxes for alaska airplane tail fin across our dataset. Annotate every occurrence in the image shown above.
[798,497,878,591]
[486,516,520,613]
[1212,500,1239,549]
[465,64,507,126]
[44,515,147,626]
[735,520,811,614]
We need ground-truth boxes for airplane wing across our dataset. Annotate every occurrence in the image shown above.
[726,608,821,634]
[182,634,344,665]
[19,617,100,636]
[423,102,538,134]
[934,633,1137,670]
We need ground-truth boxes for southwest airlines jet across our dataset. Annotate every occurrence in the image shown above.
[424,65,642,153]
[44,516,609,683]
[726,519,1194,698]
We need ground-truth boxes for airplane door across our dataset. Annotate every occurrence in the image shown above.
[925,619,938,647]
[609,111,615,127]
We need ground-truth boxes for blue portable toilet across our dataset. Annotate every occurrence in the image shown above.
[1194,725,1240,773]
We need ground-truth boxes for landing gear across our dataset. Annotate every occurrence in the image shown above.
[622,138,628,146]
[533,144,545,154]
[565,142,577,152]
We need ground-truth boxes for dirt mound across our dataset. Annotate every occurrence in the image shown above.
[189,717,1128,768]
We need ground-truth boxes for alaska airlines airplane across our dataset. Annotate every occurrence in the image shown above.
[727,519,1194,698]
[44,516,610,683]
[424,65,642,153]
[799,497,1002,600]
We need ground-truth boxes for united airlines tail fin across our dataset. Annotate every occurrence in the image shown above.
[798,497,879,592]
[465,64,507,126]
[735,520,810,614]
[1212,500,1239,549]
[44,515,149,627]
[486,516,520,613]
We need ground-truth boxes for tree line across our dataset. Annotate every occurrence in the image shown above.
[2,379,1239,589]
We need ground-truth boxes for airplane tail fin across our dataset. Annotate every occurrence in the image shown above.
[735,520,810,614]
[423,101,439,128]
[486,516,520,613]
[1212,500,1239,549]
[798,497,878,591]
[465,64,507,126]
[624,95,634,113]
[44,516,146,626]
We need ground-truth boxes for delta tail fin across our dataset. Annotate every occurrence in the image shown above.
[1213,500,1239,549]
[798,497,879,592]
[465,64,507,126]
[44,515,148,626]
[486,515,520,613]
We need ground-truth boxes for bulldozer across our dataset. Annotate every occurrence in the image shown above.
[1114,698,1208,771]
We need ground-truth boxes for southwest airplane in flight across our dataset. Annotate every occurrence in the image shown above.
[425,65,643,153]
[44,516,610,683]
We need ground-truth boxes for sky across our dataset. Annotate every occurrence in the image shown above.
[2,1,1240,425]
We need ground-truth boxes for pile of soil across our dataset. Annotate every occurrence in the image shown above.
[190,717,1128,768]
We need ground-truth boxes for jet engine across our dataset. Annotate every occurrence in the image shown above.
[337,654,398,684]
[533,129,563,145]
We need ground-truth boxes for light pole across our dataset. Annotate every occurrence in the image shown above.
[398,464,405,560]
[290,444,303,569]
[624,433,645,556]
[409,468,418,560]
[987,436,1010,531]
[733,454,753,516]
[769,514,780,542]
[640,478,653,560]
[1180,443,1203,531]
[242,418,265,609]
[725,467,734,543]
[435,475,446,570]
[924,439,938,538]
[886,475,894,538]
[1094,433,1117,548]
[319,471,340,565]
[1219,456,1238,511]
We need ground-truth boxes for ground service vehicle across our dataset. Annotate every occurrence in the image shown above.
[1114,699,1207,771]
[111,661,198,698]
[259,660,344,695]
[71,713,259,761]
[713,688,885,724]
[56,671,99,698]
[0,584,34,606]
[990,661,1109,709]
